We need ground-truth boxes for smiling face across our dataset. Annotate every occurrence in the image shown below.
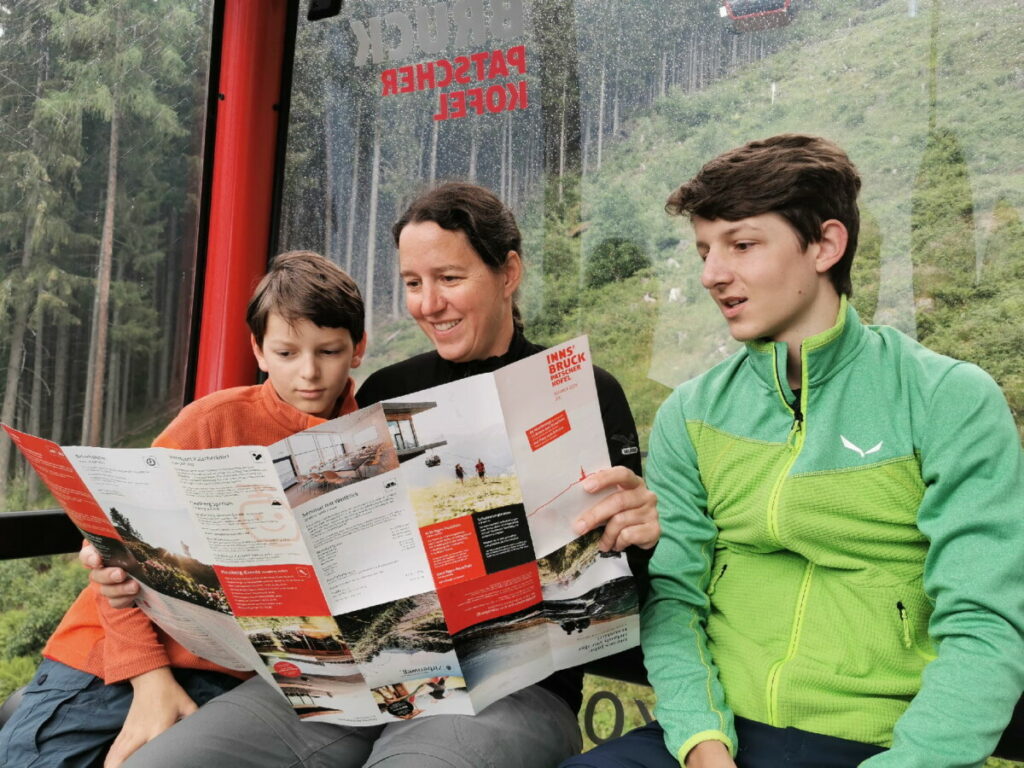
[251,313,365,419]
[694,212,844,350]
[398,221,522,363]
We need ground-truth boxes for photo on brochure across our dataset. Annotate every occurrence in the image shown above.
[236,614,374,718]
[384,377,523,528]
[333,592,464,686]
[538,529,638,641]
[106,502,231,614]
[273,405,400,508]
[371,674,469,721]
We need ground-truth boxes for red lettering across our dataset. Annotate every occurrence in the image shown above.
[398,65,415,94]
[506,45,526,74]
[436,58,453,88]
[467,87,485,115]
[486,84,505,113]
[415,61,436,91]
[507,80,527,110]
[470,50,490,80]
[448,90,467,118]
[381,68,398,96]
[453,56,472,84]
[433,92,449,121]
[487,49,510,79]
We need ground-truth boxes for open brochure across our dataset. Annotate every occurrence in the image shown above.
[4,335,639,725]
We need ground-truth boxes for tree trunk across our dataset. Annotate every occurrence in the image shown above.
[83,105,119,446]
[429,119,439,184]
[345,111,362,274]
[364,117,381,333]
[596,63,606,170]
[26,301,44,503]
[468,126,478,181]
[52,319,70,445]
[324,105,334,261]
[0,219,35,503]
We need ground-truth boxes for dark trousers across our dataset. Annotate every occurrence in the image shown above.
[559,717,886,768]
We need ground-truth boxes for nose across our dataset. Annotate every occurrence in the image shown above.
[299,352,319,381]
[419,281,445,316]
[700,248,731,290]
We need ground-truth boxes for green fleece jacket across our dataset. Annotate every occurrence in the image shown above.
[642,300,1024,767]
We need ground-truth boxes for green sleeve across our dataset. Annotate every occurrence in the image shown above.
[863,363,1024,767]
[641,390,736,763]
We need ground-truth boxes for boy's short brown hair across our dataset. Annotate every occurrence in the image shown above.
[246,251,364,346]
[666,134,861,296]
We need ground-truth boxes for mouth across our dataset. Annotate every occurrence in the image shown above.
[432,319,461,332]
[720,297,746,317]
[297,389,325,399]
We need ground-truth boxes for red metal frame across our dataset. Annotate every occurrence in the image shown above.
[194,0,290,398]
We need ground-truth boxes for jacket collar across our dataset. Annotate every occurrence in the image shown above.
[745,297,866,405]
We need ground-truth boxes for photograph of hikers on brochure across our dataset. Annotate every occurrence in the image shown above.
[386,375,524,529]
[275,406,401,508]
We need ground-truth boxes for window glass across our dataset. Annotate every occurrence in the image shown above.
[0,0,214,513]
[281,0,1024,446]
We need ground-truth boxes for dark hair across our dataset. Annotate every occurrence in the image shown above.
[246,251,364,346]
[666,134,861,296]
[392,181,523,329]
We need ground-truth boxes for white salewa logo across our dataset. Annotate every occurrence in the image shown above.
[841,435,883,458]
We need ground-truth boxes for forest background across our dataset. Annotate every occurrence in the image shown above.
[0,0,1021,761]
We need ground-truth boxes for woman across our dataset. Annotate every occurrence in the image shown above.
[93,182,660,768]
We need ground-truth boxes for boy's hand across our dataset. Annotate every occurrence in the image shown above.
[104,667,197,767]
[685,740,737,768]
[80,543,140,608]
[573,466,661,551]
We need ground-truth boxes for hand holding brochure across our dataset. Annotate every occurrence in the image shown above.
[5,336,639,724]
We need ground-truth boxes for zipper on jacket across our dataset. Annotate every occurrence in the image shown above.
[766,561,815,725]
[897,601,913,650]
[708,563,728,595]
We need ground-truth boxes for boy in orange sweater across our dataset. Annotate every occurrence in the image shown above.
[0,251,366,768]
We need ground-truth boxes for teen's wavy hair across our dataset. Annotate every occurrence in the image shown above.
[666,134,862,296]
[246,251,364,345]
[393,182,524,330]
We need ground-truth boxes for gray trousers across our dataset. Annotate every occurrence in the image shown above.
[122,676,582,768]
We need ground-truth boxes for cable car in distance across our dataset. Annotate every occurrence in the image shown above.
[720,0,795,33]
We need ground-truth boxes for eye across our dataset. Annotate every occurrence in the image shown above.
[320,349,341,356]
[403,278,421,289]
[275,350,293,358]
[735,241,755,252]
[440,274,462,283]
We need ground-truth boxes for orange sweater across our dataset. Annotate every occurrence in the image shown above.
[43,379,357,684]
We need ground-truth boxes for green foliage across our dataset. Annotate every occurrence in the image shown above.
[0,555,88,699]
[585,238,651,289]
[911,127,977,301]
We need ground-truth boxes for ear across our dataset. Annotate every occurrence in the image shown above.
[251,333,270,373]
[814,219,848,274]
[351,334,367,369]
[503,251,523,298]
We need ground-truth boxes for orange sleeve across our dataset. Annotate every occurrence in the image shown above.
[95,582,173,684]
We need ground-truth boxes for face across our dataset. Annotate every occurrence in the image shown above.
[252,313,365,419]
[694,213,843,348]
[398,221,522,363]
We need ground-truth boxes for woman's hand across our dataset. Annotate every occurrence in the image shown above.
[573,466,660,551]
[103,667,197,767]
[79,543,140,608]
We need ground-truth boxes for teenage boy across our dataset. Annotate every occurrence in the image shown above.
[561,134,1023,767]
[0,251,365,768]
